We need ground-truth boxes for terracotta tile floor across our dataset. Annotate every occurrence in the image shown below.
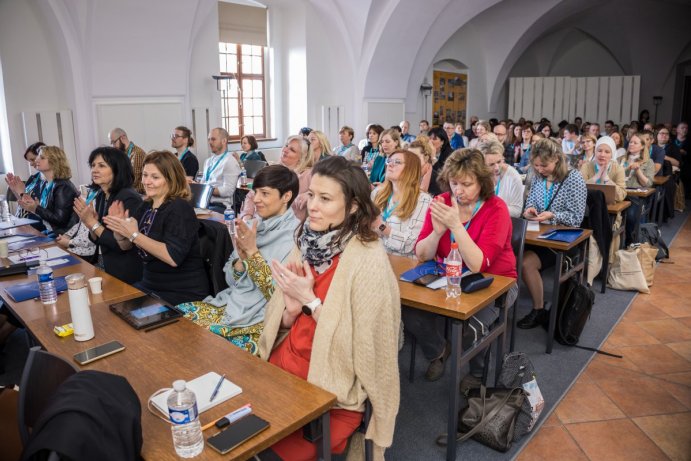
[518,216,691,461]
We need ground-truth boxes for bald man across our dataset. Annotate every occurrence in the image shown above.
[203,127,241,212]
[109,128,146,193]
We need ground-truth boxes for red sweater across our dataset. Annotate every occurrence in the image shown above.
[416,193,517,279]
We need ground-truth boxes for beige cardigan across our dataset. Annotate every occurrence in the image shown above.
[579,161,627,202]
[258,237,401,450]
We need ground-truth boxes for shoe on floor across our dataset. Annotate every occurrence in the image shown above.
[424,342,451,381]
[459,374,482,396]
[517,308,547,329]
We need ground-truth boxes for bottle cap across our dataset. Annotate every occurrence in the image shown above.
[451,242,459,249]
[65,273,86,289]
[173,380,186,391]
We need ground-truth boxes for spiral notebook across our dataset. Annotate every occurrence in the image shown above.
[150,371,242,416]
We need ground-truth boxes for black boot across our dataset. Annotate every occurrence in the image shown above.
[517,309,547,329]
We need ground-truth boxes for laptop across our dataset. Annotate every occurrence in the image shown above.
[586,183,616,205]
[190,182,214,210]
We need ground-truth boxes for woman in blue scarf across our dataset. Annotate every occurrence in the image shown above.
[177,165,300,354]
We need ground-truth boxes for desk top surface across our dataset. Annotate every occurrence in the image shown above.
[389,255,516,320]
[2,234,336,460]
[626,187,656,197]
[525,224,592,250]
[607,201,632,213]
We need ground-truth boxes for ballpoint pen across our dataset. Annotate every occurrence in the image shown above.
[209,373,226,402]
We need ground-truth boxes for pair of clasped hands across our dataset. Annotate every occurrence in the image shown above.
[54,198,134,248]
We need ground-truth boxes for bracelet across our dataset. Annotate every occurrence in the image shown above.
[90,222,102,232]
[128,231,140,242]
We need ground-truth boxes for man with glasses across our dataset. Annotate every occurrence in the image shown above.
[203,127,241,213]
[492,123,514,165]
[170,125,199,180]
[108,128,146,194]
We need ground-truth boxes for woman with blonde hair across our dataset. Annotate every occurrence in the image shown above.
[17,145,78,235]
[371,150,432,257]
[469,120,491,148]
[104,151,209,304]
[518,139,587,329]
[307,130,332,164]
[408,138,434,192]
[620,132,655,244]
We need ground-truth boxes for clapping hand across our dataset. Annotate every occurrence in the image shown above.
[5,173,25,197]
[102,201,138,239]
[270,260,316,315]
[19,194,38,213]
[430,196,458,234]
[234,218,258,260]
[73,197,98,228]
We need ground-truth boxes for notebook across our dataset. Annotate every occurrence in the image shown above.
[537,229,584,243]
[4,276,68,302]
[150,372,242,417]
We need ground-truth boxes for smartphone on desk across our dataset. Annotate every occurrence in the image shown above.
[207,414,270,454]
[73,340,125,365]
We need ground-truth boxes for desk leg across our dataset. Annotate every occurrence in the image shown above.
[319,411,331,461]
[446,319,463,461]
[546,252,563,354]
[619,212,627,249]
[494,294,509,385]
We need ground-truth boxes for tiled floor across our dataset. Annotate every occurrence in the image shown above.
[518,217,691,461]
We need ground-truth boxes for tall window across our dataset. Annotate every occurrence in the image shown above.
[218,42,266,140]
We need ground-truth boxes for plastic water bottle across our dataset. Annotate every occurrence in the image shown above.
[224,206,236,237]
[0,194,10,222]
[445,242,462,300]
[167,380,204,458]
[37,258,58,304]
[240,167,247,186]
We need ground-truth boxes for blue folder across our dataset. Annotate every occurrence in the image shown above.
[537,229,584,243]
[399,261,442,282]
[4,276,68,302]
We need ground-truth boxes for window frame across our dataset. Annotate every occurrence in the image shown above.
[219,42,267,141]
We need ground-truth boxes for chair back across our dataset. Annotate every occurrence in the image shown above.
[198,219,233,296]
[189,182,214,209]
[18,346,78,444]
[509,217,528,352]
[243,160,267,179]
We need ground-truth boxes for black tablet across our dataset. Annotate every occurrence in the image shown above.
[109,295,182,330]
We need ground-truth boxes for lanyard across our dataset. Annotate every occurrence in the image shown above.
[381,194,399,222]
[366,147,379,163]
[543,179,556,211]
[495,173,502,196]
[178,148,189,163]
[85,189,99,205]
[25,175,40,193]
[204,152,227,182]
[39,181,54,208]
[450,200,483,243]
[126,142,134,160]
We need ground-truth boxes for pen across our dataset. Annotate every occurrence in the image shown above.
[209,373,226,402]
[201,404,252,431]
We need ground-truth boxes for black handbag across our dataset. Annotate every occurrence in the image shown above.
[436,385,525,452]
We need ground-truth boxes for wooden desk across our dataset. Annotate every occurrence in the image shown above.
[390,255,516,461]
[653,175,670,186]
[2,257,337,460]
[626,187,655,198]
[525,225,592,353]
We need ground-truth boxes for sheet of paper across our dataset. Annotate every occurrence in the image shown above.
[9,246,69,264]
[527,221,540,232]
[0,235,33,244]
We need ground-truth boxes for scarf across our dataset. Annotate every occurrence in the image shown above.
[298,219,353,274]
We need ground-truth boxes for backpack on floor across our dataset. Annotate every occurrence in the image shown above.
[554,277,594,346]
[638,223,669,261]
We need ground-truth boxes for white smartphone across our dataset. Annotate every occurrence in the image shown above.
[73,340,125,365]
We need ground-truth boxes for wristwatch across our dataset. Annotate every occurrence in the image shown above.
[301,298,322,316]
[128,231,140,242]
[378,223,387,233]
[90,222,102,232]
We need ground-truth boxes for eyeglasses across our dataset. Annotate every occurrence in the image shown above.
[171,134,185,140]
[110,136,121,146]
[12,247,48,262]
[385,158,405,167]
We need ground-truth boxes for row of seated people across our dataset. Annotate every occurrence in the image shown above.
[3,125,654,460]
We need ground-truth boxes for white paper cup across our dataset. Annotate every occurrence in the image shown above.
[0,240,8,258]
[88,277,103,294]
